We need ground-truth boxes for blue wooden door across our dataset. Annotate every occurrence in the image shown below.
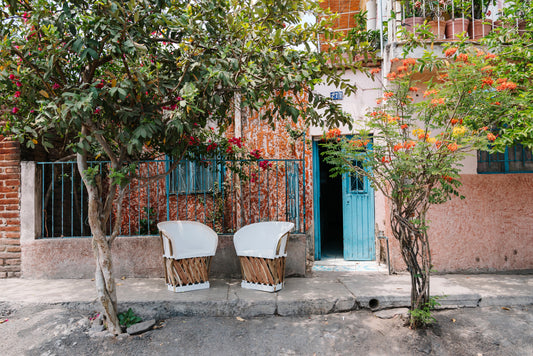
[342,162,375,260]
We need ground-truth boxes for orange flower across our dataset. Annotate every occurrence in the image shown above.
[408,87,419,92]
[393,143,403,152]
[423,89,438,97]
[404,140,416,149]
[447,142,459,152]
[487,132,497,141]
[431,98,445,106]
[491,101,501,106]
[444,47,458,57]
[390,57,400,63]
[442,175,453,182]
[388,116,400,123]
[485,53,496,60]
[381,156,390,163]
[326,128,341,139]
[496,78,507,84]
[435,140,442,149]
[496,81,517,91]
[383,91,394,99]
[376,98,383,105]
[386,72,397,81]
[406,95,413,101]
[480,65,493,73]
[438,73,449,81]
[397,65,408,73]
[481,77,494,87]
[450,118,459,125]
[456,53,469,62]
[370,68,381,75]
[402,58,416,66]
[401,124,408,130]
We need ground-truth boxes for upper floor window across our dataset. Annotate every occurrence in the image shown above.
[477,143,533,174]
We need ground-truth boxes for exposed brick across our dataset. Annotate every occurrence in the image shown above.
[338,13,351,29]
[4,167,20,174]
[3,205,20,212]
[0,238,21,245]
[5,258,21,265]
[0,265,20,272]
[0,272,7,278]
[0,154,21,161]
[1,180,20,186]
[0,252,21,259]
[8,271,21,277]
[3,193,19,199]
[0,186,18,193]
[4,219,20,225]
[3,233,20,239]
[0,224,20,231]
[6,246,21,253]
[0,173,21,180]
[0,212,19,219]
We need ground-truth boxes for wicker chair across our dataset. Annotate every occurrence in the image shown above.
[233,221,295,292]
[157,221,218,292]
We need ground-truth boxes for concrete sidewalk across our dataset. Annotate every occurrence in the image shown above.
[1,272,532,320]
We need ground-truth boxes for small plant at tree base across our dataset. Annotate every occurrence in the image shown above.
[118,308,142,329]
[409,295,442,327]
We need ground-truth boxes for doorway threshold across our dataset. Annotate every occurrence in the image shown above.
[312,259,388,272]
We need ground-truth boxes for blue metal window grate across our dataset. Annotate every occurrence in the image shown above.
[36,158,306,238]
[478,143,533,174]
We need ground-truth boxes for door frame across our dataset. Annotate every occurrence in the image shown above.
[313,138,376,261]
[312,139,322,260]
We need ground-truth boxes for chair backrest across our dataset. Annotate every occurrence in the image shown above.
[157,221,218,259]
[233,221,295,259]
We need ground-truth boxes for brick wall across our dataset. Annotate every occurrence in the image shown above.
[0,135,21,278]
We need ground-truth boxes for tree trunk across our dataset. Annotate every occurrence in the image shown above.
[77,153,122,335]
[391,210,431,328]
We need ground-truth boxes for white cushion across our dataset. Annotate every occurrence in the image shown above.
[233,221,295,259]
[157,221,218,259]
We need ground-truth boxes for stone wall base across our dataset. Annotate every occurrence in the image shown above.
[21,234,307,279]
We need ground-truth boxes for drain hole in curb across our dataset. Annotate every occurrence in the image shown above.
[369,298,379,310]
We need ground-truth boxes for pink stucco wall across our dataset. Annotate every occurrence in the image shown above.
[387,174,533,272]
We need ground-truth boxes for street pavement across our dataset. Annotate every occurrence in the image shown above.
[1,271,532,320]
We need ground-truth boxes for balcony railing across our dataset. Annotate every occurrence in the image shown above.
[390,0,527,42]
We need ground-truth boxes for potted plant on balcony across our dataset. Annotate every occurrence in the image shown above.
[427,0,449,39]
[469,0,494,39]
[402,0,426,35]
[445,0,472,39]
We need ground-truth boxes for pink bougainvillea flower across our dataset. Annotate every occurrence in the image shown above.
[52,83,61,89]
[250,149,262,159]
[259,160,272,170]
[14,91,21,98]
[9,74,15,80]
[94,108,101,114]
[12,107,19,114]
[15,82,22,87]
